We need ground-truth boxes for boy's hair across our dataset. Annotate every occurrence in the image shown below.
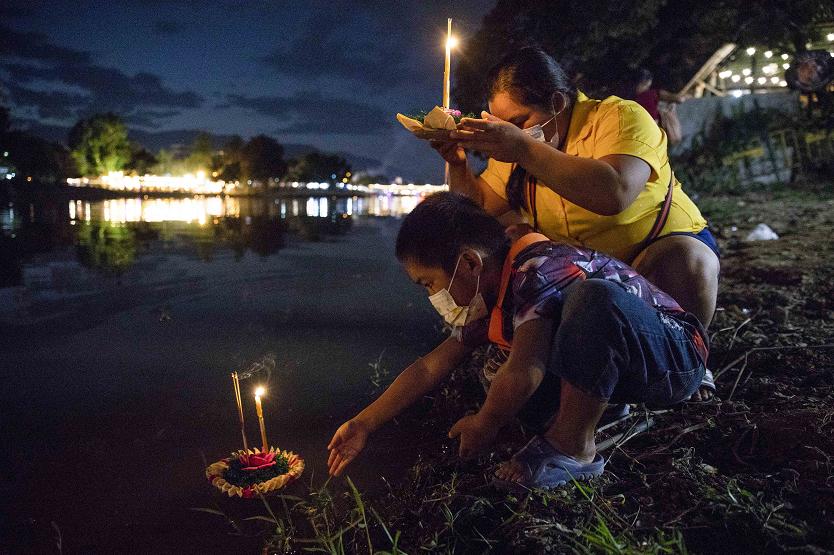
[395,192,508,274]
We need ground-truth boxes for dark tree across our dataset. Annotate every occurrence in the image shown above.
[286,152,351,183]
[454,0,834,110]
[241,135,287,183]
[218,135,245,181]
[68,113,131,176]
[186,131,214,173]
[126,143,158,175]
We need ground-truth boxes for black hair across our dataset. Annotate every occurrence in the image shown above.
[637,68,653,84]
[485,46,578,211]
[395,192,509,275]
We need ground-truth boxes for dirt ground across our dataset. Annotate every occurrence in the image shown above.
[252,187,834,554]
[128,187,833,554]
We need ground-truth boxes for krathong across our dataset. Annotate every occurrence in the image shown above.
[206,447,305,498]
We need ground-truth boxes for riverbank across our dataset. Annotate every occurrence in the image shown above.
[228,187,834,554]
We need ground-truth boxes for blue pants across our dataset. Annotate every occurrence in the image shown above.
[517,279,706,431]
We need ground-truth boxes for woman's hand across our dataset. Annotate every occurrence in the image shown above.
[429,139,467,165]
[327,419,370,476]
[451,111,532,163]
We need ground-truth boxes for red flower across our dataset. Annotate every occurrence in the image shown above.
[239,451,277,471]
[241,486,254,499]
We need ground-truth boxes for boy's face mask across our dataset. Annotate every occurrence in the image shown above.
[428,252,488,327]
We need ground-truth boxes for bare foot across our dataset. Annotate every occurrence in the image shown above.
[688,386,714,402]
[495,458,526,483]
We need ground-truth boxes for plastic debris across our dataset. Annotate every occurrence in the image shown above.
[745,223,779,241]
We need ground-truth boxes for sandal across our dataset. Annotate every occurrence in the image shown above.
[494,436,605,491]
[687,367,717,403]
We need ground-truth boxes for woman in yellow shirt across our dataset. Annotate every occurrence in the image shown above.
[434,47,719,400]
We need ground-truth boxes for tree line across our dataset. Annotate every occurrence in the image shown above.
[0,108,369,185]
[454,0,832,112]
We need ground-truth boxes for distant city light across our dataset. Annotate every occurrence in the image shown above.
[745,76,754,84]
[770,76,780,84]
[731,74,741,82]
[719,70,732,79]
[731,90,744,98]
[742,68,752,76]
[779,80,787,87]
[757,77,767,85]
[783,63,790,69]
[827,33,834,42]
[781,53,789,60]
[746,47,756,55]
[764,50,773,58]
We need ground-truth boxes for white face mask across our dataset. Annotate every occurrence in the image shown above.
[522,94,566,145]
[428,252,488,327]
[522,115,555,143]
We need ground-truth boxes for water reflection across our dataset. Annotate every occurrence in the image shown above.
[0,193,424,288]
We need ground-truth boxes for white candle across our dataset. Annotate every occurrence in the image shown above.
[443,18,454,108]
[254,386,269,452]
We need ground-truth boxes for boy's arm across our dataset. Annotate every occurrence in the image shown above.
[449,318,554,458]
[354,336,473,433]
[329,336,473,475]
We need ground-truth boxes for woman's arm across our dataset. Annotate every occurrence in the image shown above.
[453,113,651,216]
[430,140,512,217]
[518,143,650,216]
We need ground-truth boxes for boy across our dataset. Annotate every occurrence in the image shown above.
[328,192,707,488]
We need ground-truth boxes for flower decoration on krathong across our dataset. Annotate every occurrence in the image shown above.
[395,106,475,140]
[206,447,304,498]
[239,450,277,471]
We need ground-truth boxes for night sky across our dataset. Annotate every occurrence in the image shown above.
[1,0,496,182]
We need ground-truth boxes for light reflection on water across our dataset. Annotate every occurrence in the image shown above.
[0,193,425,290]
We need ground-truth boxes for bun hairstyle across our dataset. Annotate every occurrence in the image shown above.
[485,47,577,211]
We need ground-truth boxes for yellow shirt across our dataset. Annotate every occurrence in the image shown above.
[480,91,707,262]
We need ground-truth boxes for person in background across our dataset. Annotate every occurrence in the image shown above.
[631,67,687,123]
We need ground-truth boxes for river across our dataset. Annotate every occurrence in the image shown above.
[0,188,445,552]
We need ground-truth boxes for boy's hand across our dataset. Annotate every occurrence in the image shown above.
[327,419,369,476]
[448,413,499,460]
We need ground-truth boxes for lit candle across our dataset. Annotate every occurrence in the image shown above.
[231,372,249,451]
[443,18,455,108]
[254,386,269,452]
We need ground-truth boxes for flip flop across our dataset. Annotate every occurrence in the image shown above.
[494,436,605,491]
[687,368,717,403]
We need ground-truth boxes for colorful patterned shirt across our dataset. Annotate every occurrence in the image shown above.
[458,240,708,365]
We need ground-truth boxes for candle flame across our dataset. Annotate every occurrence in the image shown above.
[446,36,458,50]
[255,386,266,397]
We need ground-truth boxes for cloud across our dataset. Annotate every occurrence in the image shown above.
[226,91,392,135]
[0,24,202,126]
[258,6,422,88]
